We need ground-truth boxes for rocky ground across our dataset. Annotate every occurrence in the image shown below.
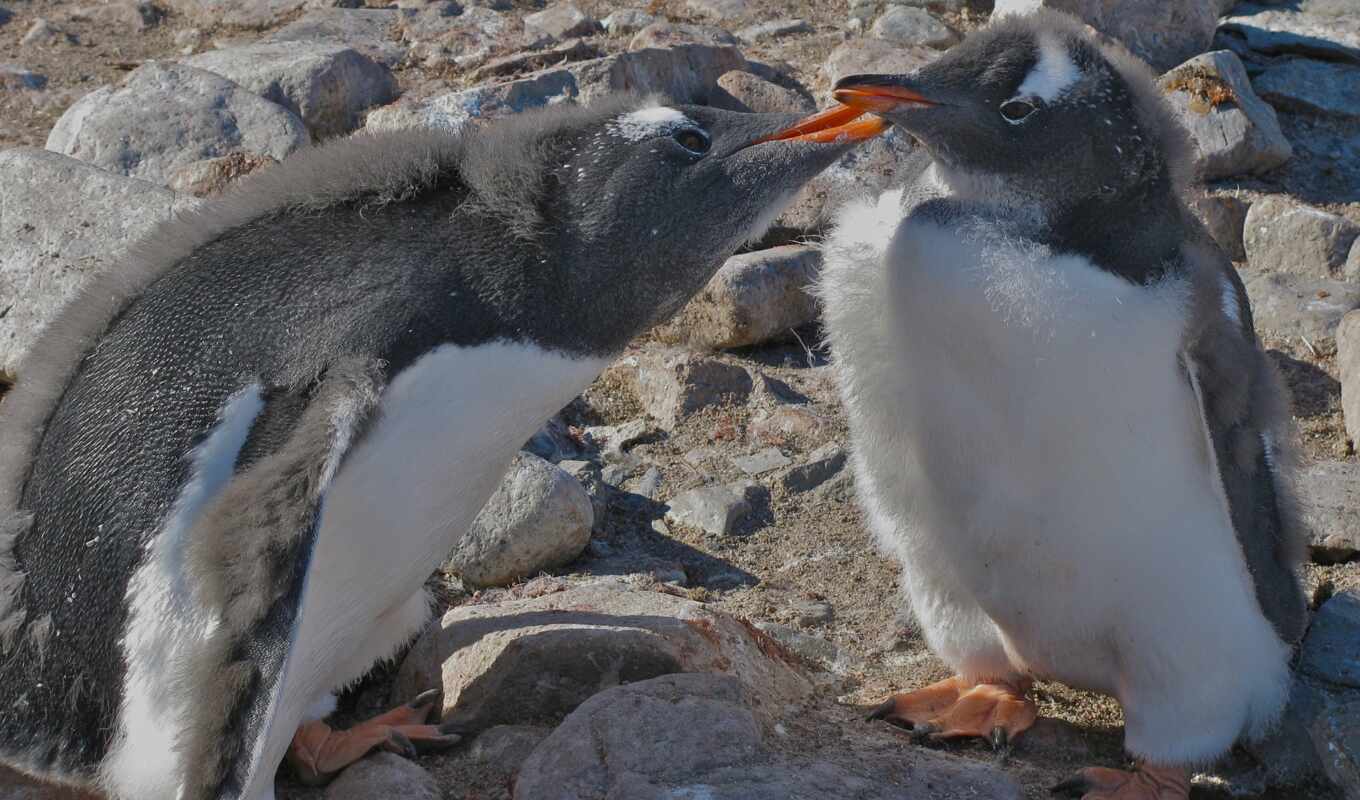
[3,0,1360,798]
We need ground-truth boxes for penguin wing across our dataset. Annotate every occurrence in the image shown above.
[174,356,386,800]
[1179,242,1308,646]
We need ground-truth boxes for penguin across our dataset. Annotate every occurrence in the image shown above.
[818,11,1307,799]
[0,95,886,800]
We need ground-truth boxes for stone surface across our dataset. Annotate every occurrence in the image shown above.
[166,0,311,29]
[994,0,1216,71]
[514,672,1022,800]
[0,149,189,374]
[712,70,813,114]
[524,3,596,41]
[820,37,936,88]
[655,246,822,351]
[666,482,761,536]
[1188,192,1250,261]
[781,443,847,493]
[0,65,46,90]
[1297,461,1360,563]
[1244,196,1360,280]
[72,1,165,32]
[185,42,397,139]
[1340,310,1360,447]
[1301,592,1360,690]
[366,69,578,131]
[733,447,792,476]
[736,18,811,43]
[602,9,655,35]
[754,621,861,674]
[628,21,739,50]
[686,0,748,22]
[1313,698,1360,800]
[1220,1,1360,64]
[871,6,957,48]
[469,39,601,83]
[392,582,812,728]
[1254,59,1360,121]
[749,405,827,446]
[324,752,439,800]
[1241,270,1360,342]
[446,452,593,588]
[165,151,278,197]
[1159,51,1291,180]
[635,349,753,428]
[468,725,551,773]
[46,62,307,185]
[1350,240,1360,283]
[266,8,406,67]
[1238,673,1329,788]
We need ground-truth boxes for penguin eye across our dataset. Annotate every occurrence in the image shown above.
[1000,99,1038,124]
[672,128,711,155]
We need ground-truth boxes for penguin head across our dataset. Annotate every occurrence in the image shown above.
[832,10,1190,214]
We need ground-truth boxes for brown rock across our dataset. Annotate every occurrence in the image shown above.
[635,349,752,428]
[712,70,812,114]
[166,151,277,197]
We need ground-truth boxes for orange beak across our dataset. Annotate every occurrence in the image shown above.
[832,84,938,114]
[754,104,891,145]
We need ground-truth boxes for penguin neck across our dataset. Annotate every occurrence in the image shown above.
[1045,177,1186,286]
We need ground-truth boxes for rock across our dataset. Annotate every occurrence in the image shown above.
[1340,311,1360,447]
[46,62,308,186]
[1254,59,1360,121]
[789,598,834,626]
[1296,461,1360,563]
[733,447,792,476]
[1241,270,1360,342]
[735,18,812,43]
[1239,674,1330,789]
[635,349,752,428]
[323,752,440,800]
[655,246,822,351]
[584,419,658,462]
[0,150,191,374]
[524,3,596,41]
[166,151,277,197]
[994,0,1216,71]
[514,672,1022,800]
[628,21,739,50]
[1244,196,1360,280]
[749,405,827,446]
[184,42,397,140]
[1158,51,1291,180]
[1350,240,1360,284]
[446,452,593,588]
[21,18,74,46]
[266,8,407,67]
[165,0,311,28]
[1313,698,1360,800]
[1188,192,1250,261]
[602,9,655,35]
[666,482,761,536]
[754,621,861,674]
[871,6,958,49]
[712,70,813,114]
[366,68,578,132]
[686,0,748,22]
[0,65,47,91]
[821,37,936,88]
[781,443,848,493]
[72,1,165,31]
[1301,592,1360,689]
[468,725,551,773]
[469,39,601,83]
[1219,1,1360,65]
[0,6,11,27]
[392,582,812,729]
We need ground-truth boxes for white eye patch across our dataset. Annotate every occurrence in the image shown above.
[608,106,702,142]
[1014,33,1080,103]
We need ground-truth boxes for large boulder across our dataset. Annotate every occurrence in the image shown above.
[1240,270,1360,343]
[265,8,408,68]
[993,0,1217,71]
[164,0,308,28]
[871,6,958,49]
[820,37,936,90]
[46,62,308,186]
[1244,197,1360,281]
[1159,51,1291,180]
[324,752,440,800]
[1219,1,1360,64]
[1253,59,1360,121]
[367,70,578,132]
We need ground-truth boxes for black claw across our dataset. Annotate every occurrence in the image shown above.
[990,727,1008,751]
[438,718,474,736]
[413,733,462,755]
[409,688,442,710]
[1049,775,1089,797]
[865,699,897,723]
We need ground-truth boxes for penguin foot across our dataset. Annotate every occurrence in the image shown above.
[865,675,1036,749]
[1050,764,1190,800]
[286,690,463,786]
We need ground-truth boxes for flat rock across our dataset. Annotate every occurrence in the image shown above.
[1188,192,1250,261]
[1244,196,1360,280]
[70,1,165,32]
[732,447,792,476]
[736,18,812,43]
[391,582,812,729]
[635,349,752,428]
[514,673,1022,800]
[712,70,813,114]
[1159,51,1291,180]
[324,752,439,800]
[46,62,307,185]
[628,21,738,50]
[1312,698,1360,800]
[184,42,397,140]
[366,69,578,131]
[1254,59,1360,122]
[469,39,601,83]
[1340,310,1360,447]
[468,725,551,773]
[1241,269,1360,343]
[749,405,827,446]
[994,0,1217,71]
[601,9,655,35]
[685,0,748,22]
[753,621,862,674]
[524,3,596,41]
[666,482,761,536]
[446,452,592,588]
[165,0,309,28]
[871,6,958,49]
[1220,1,1360,64]
[655,246,822,350]
[820,37,936,89]
[1296,461,1360,563]
[1301,592,1360,690]
[781,443,848,493]
[166,151,278,197]
[0,149,190,374]
[266,8,407,67]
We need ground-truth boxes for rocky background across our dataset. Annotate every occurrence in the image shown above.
[2,0,1360,798]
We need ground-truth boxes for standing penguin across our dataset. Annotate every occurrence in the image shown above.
[820,11,1306,799]
[0,96,886,800]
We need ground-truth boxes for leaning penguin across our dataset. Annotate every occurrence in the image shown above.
[0,96,886,799]
[820,11,1307,799]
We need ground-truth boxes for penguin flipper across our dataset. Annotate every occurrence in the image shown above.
[174,357,387,800]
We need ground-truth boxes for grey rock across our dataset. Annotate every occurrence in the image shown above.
[782,443,848,493]
[733,447,792,476]
[584,418,657,462]
[635,349,752,428]
[754,621,862,674]
[1159,51,1291,179]
[469,39,601,83]
[0,65,47,90]
[632,466,663,499]
[601,9,656,36]
[1245,196,1360,280]
[1297,461,1360,563]
[713,70,813,114]
[1340,310,1360,447]
[266,8,407,67]
[686,0,748,22]
[469,725,552,773]
[0,149,190,374]
[514,672,1022,800]
[749,405,827,446]
[1312,698,1360,800]
[523,415,583,463]
[324,752,439,800]
[871,6,958,49]
[628,21,739,50]
[73,1,165,31]
[21,18,74,46]
[994,0,1217,71]
[395,1,468,41]
[166,0,311,28]
[1255,59,1360,121]
[820,38,936,98]
[1241,269,1360,342]
[1220,1,1360,64]
[184,42,397,140]
[789,598,834,626]
[1350,239,1360,283]
[1188,192,1250,261]
[665,482,760,536]
[524,3,596,41]
[736,18,812,43]
[655,246,822,350]
[447,452,593,588]
[1301,592,1360,689]
[0,6,11,27]
[392,582,812,729]
[46,62,308,186]
[1239,674,1329,788]
[366,69,578,132]
[813,469,856,504]
[166,151,278,197]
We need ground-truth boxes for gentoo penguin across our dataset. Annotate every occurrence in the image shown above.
[0,96,886,800]
[819,11,1307,799]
